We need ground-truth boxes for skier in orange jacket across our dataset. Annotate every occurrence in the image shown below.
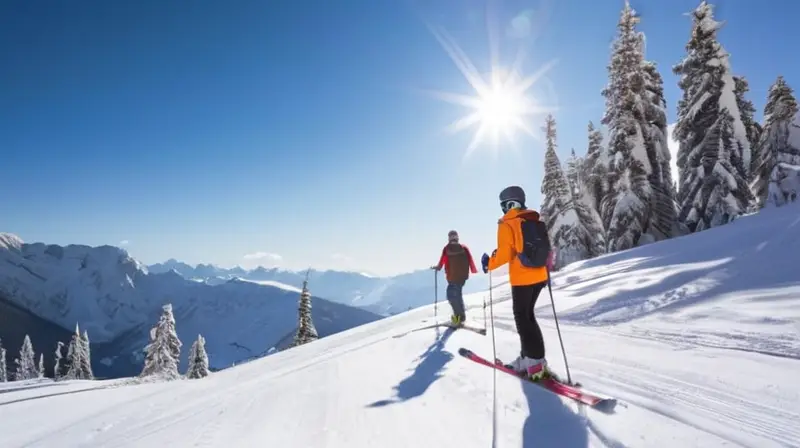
[481,186,555,380]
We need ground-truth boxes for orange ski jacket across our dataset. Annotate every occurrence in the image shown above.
[487,208,551,286]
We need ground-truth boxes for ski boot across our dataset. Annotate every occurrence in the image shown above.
[508,356,551,382]
[450,315,464,327]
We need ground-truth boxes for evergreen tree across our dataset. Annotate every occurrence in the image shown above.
[733,75,762,177]
[539,114,589,268]
[568,138,607,258]
[14,335,37,381]
[65,331,78,379]
[582,121,608,215]
[565,149,583,196]
[0,339,7,382]
[642,60,679,242]
[186,334,210,379]
[66,324,87,380]
[673,1,753,232]
[38,353,45,379]
[140,303,183,379]
[80,330,94,380]
[752,76,800,207]
[291,271,319,347]
[600,1,652,251]
[54,341,66,380]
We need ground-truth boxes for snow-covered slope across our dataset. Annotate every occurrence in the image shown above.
[1,205,798,447]
[0,237,382,376]
[148,259,487,316]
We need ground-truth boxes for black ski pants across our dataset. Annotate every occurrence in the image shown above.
[511,281,547,359]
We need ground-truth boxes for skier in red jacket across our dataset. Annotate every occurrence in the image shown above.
[432,230,478,325]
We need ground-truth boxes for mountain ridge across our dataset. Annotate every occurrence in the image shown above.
[0,233,382,378]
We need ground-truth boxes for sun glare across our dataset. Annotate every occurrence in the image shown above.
[477,80,526,137]
[423,24,557,159]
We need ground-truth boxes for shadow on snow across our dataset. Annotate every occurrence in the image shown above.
[543,205,800,327]
[366,327,455,407]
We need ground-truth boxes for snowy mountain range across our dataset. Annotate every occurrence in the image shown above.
[147,258,487,316]
[0,233,382,378]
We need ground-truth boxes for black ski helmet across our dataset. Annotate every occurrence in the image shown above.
[499,186,526,206]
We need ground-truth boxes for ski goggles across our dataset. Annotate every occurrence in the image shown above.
[501,200,522,214]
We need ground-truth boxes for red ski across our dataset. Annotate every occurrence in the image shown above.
[458,347,617,412]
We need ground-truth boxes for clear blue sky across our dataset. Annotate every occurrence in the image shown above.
[1,0,797,276]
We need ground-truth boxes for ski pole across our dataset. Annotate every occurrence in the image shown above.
[433,268,438,323]
[546,267,572,385]
[488,268,499,448]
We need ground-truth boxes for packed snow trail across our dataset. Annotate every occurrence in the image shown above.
[1,306,797,447]
[1,205,799,447]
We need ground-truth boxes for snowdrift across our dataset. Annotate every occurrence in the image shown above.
[1,206,798,447]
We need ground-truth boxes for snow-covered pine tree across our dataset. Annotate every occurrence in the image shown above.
[80,330,94,380]
[565,149,583,196]
[65,330,78,380]
[186,334,210,379]
[54,341,65,380]
[673,1,753,231]
[567,139,606,257]
[66,324,87,380]
[539,114,589,268]
[14,335,37,381]
[38,353,44,379]
[291,271,319,347]
[582,121,608,215]
[642,59,679,242]
[0,339,7,382]
[140,303,183,379]
[733,75,763,178]
[600,1,652,250]
[752,76,800,207]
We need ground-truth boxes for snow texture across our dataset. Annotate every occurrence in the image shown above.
[0,202,798,447]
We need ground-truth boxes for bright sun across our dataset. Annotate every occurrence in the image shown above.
[476,81,527,139]
[423,25,556,158]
